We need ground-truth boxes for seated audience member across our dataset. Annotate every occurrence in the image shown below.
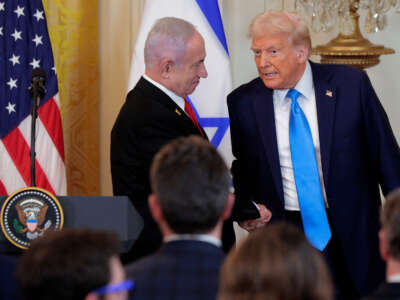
[125,135,234,300]
[18,229,133,300]
[218,222,333,300]
[365,188,400,300]
[0,254,19,300]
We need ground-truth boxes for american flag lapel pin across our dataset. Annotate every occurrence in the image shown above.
[175,108,182,116]
[325,90,333,97]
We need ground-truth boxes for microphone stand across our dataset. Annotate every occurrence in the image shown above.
[29,79,45,187]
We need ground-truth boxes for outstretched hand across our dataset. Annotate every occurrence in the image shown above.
[238,204,272,232]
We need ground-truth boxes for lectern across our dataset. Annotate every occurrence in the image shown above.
[0,196,143,254]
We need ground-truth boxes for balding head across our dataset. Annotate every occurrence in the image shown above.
[143,17,208,98]
[144,17,198,69]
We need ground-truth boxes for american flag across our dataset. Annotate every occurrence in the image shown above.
[0,0,66,196]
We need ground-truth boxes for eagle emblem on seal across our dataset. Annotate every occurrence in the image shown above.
[1,187,64,249]
[14,198,52,240]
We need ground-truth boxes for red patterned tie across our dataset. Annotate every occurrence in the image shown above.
[184,99,204,137]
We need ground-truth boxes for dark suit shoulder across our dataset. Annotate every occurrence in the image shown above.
[126,240,224,275]
[310,61,367,84]
[125,241,225,300]
[118,86,174,127]
[228,77,267,101]
[363,282,400,300]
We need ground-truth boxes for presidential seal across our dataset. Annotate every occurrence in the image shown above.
[1,187,64,249]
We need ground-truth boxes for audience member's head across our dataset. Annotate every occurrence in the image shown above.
[144,17,208,98]
[18,229,132,300]
[249,10,311,90]
[149,135,233,238]
[379,188,400,276]
[218,222,333,300]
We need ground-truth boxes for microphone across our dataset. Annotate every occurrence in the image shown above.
[29,67,46,99]
[28,67,47,187]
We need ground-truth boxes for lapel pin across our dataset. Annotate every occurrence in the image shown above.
[175,108,182,116]
[325,90,333,97]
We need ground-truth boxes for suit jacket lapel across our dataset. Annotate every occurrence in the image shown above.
[137,77,208,140]
[252,80,284,203]
[311,62,336,191]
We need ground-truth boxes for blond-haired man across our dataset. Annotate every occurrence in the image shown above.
[228,10,400,299]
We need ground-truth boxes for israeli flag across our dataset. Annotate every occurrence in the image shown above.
[128,0,233,165]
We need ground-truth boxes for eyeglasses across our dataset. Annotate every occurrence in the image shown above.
[93,280,134,296]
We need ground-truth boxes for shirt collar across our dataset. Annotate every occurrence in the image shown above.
[274,61,314,104]
[388,274,400,283]
[164,234,222,248]
[143,74,185,109]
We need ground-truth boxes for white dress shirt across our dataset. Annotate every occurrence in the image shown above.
[273,61,328,211]
[143,74,185,112]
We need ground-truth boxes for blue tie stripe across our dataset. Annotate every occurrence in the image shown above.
[288,89,331,250]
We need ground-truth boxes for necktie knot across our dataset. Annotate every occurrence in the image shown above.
[287,88,301,102]
[287,89,301,113]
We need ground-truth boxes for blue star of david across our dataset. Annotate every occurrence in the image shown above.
[186,97,229,148]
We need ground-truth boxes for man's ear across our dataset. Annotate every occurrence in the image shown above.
[379,229,389,261]
[160,58,174,79]
[221,193,235,221]
[295,45,308,63]
[148,194,163,223]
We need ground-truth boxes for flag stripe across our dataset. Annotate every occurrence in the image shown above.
[0,179,7,196]
[2,128,32,186]
[38,96,65,161]
[2,127,56,195]
[0,140,26,195]
[195,0,229,54]
[19,114,66,194]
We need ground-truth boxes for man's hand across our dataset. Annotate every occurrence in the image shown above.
[238,204,272,232]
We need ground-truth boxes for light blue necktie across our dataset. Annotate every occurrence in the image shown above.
[287,89,331,251]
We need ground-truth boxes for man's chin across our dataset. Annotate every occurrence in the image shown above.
[187,87,198,96]
[261,78,280,90]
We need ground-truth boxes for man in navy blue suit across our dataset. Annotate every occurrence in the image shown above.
[125,136,234,300]
[228,10,400,299]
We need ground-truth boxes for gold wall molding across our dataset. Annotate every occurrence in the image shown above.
[43,0,99,195]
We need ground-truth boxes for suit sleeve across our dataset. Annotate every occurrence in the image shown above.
[228,93,261,221]
[360,71,400,195]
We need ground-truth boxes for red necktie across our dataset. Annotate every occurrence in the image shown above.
[184,99,204,137]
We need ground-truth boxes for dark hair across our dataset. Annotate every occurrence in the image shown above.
[18,229,120,300]
[150,135,230,234]
[218,222,333,300]
[381,188,400,260]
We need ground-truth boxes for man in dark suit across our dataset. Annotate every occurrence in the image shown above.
[228,10,400,299]
[125,135,234,300]
[365,188,400,300]
[111,17,235,262]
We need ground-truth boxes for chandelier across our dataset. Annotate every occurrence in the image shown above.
[295,0,399,69]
